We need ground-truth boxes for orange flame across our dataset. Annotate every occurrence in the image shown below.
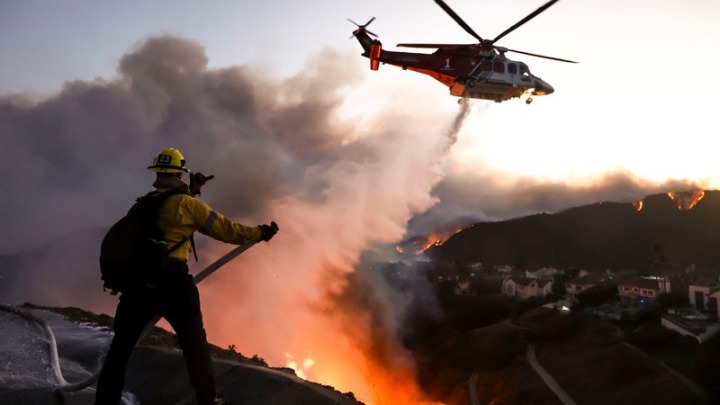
[667,189,705,211]
[398,228,464,255]
[278,292,447,405]
[633,199,644,211]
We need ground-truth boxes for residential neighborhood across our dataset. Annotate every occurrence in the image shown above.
[501,276,553,299]
[492,264,720,343]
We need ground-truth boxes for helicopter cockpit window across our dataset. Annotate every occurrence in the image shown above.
[493,61,505,73]
[508,63,518,74]
[520,64,531,81]
[480,60,492,71]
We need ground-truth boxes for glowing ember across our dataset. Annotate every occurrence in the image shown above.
[632,200,643,211]
[667,189,705,210]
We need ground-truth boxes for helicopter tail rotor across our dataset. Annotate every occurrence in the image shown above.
[348,17,378,38]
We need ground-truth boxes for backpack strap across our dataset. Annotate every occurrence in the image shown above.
[164,235,198,262]
[167,236,187,255]
[190,235,198,262]
[147,188,200,262]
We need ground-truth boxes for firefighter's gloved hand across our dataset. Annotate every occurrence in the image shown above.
[189,172,214,196]
[259,221,279,242]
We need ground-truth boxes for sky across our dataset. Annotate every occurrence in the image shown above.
[3,0,720,181]
[3,0,719,194]
[2,1,720,404]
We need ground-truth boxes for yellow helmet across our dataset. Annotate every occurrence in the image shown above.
[147,147,189,173]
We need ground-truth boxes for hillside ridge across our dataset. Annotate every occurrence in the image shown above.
[428,190,720,271]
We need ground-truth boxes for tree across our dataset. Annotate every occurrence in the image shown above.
[645,243,672,276]
[577,283,618,307]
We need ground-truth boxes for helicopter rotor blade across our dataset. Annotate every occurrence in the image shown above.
[396,43,474,48]
[492,0,559,44]
[434,0,484,43]
[503,47,578,63]
[348,17,375,27]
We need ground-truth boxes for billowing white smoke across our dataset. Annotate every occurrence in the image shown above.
[0,35,470,403]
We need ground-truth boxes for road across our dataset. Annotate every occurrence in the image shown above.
[466,342,578,405]
[526,344,577,405]
[467,372,480,405]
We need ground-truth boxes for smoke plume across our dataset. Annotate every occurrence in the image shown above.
[0,35,466,403]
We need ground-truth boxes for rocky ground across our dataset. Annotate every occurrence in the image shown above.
[2,303,366,405]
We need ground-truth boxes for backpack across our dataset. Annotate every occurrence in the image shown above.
[99,189,188,294]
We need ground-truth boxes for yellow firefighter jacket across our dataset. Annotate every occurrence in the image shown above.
[156,191,262,261]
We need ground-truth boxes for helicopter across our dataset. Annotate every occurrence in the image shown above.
[350,0,577,104]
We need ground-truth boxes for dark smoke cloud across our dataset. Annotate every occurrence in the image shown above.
[0,36,360,253]
[0,36,457,395]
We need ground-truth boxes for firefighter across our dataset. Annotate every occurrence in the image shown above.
[95,147,278,405]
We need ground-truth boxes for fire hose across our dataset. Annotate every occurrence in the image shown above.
[0,239,261,394]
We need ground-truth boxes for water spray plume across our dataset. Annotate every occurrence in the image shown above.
[203,100,471,404]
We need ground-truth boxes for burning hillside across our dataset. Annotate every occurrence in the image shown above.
[426,190,720,271]
[396,228,465,255]
[668,189,705,210]
[634,189,705,212]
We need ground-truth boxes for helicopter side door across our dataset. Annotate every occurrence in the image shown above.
[508,62,520,87]
[466,54,496,86]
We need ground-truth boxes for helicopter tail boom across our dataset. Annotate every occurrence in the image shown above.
[351,19,383,71]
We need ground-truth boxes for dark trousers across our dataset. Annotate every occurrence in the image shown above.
[94,261,216,405]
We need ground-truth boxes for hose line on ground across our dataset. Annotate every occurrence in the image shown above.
[0,241,257,394]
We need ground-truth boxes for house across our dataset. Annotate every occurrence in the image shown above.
[468,262,484,272]
[496,265,514,275]
[455,279,471,295]
[502,276,553,299]
[617,276,671,307]
[565,273,607,298]
[688,279,720,314]
[660,282,720,343]
[707,290,720,315]
[661,308,720,343]
[526,267,558,279]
